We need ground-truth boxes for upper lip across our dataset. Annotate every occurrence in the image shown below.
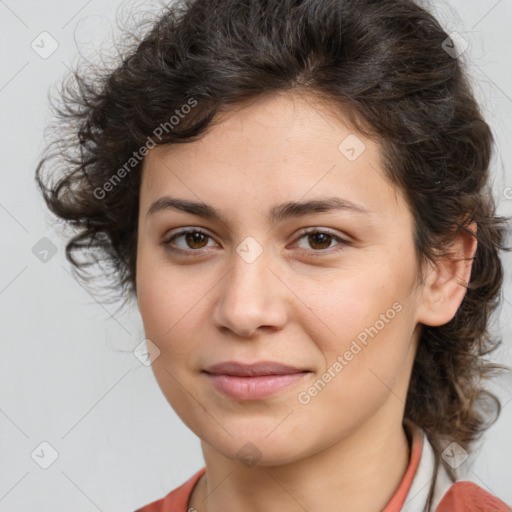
[204,361,309,377]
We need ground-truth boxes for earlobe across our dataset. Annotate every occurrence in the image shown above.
[416,222,478,327]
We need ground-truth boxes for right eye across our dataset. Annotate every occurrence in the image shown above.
[161,228,219,254]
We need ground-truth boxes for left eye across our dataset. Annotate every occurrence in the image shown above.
[293,230,346,252]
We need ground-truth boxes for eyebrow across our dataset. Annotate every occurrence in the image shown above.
[147,196,371,225]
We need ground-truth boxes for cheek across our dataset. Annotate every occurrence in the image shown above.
[136,245,187,336]
[136,248,210,370]
[299,312,414,434]
[302,265,404,345]
[136,254,185,369]
[136,254,201,416]
[303,260,416,385]
[136,252,165,336]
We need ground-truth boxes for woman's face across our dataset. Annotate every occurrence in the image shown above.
[136,91,426,465]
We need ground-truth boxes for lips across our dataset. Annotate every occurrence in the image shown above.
[203,361,311,400]
[203,360,307,377]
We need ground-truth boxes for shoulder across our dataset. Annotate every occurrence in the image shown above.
[399,421,510,512]
[134,467,206,512]
[436,480,511,512]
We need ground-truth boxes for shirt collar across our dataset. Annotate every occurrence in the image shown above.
[383,419,454,512]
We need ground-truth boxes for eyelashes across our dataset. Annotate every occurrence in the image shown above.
[161,227,350,258]
[162,228,213,253]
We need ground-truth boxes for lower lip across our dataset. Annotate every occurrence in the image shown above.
[204,372,311,400]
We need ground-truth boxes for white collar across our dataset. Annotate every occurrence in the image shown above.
[401,423,454,512]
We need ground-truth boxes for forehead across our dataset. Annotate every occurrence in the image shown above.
[139,91,406,223]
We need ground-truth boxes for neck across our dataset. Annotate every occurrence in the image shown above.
[189,414,411,512]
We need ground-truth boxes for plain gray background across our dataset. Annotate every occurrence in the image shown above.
[1,0,511,510]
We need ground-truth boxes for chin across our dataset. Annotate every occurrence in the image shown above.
[199,425,316,467]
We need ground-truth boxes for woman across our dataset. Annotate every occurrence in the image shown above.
[35,0,511,510]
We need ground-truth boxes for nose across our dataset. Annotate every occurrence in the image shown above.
[212,246,288,338]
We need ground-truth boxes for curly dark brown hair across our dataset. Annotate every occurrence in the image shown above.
[35,0,511,509]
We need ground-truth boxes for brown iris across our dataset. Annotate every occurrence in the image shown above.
[307,232,332,250]
[185,231,209,249]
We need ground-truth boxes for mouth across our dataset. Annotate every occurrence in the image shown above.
[204,360,309,377]
[202,361,312,400]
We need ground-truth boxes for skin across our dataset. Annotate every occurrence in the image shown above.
[136,91,477,512]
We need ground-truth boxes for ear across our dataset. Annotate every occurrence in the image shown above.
[416,222,478,327]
